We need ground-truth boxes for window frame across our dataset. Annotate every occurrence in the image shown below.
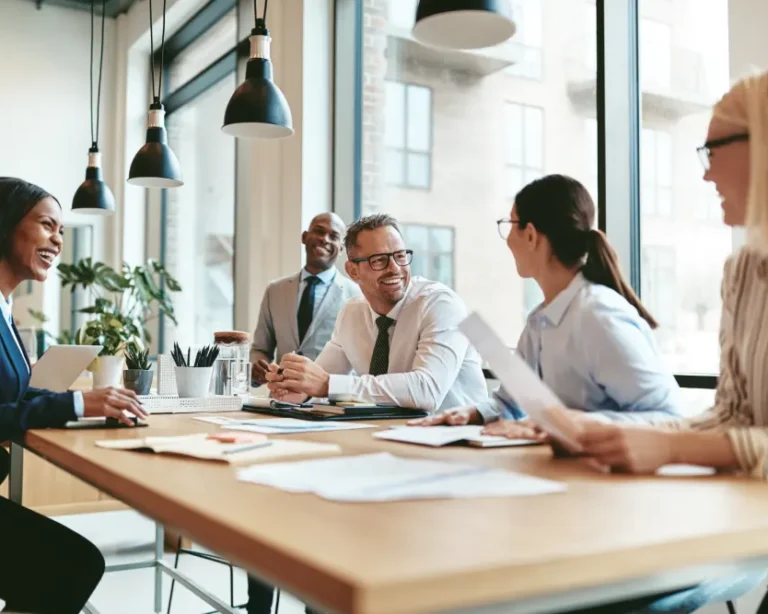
[383,80,434,191]
[401,223,456,289]
[503,101,546,200]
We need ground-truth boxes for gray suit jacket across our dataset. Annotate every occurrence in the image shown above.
[251,270,361,363]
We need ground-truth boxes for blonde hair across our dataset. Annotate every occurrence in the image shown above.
[712,72,768,248]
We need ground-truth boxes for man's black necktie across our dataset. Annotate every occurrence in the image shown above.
[369,316,395,376]
[297,276,321,343]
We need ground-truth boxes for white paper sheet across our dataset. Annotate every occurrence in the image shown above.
[459,312,583,452]
[225,418,376,435]
[237,452,566,502]
[656,464,716,477]
[373,425,538,448]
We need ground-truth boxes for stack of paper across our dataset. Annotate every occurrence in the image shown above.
[237,452,566,502]
[374,425,541,448]
[193,416,376,435]
[96,434,341,464]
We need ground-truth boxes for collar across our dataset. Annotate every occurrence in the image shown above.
[369,281,412,326]
[532,273,587,327]
[301,266,337,285]
[0,293,11,325]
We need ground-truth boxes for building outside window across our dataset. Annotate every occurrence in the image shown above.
[385,82,432,190]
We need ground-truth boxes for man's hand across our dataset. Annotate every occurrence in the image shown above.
[481,419,547,441]
[82,387,148,426]
[252,359,271,385]
[266,353,330,398]
[577,422,675,473]
[408,406,480,426]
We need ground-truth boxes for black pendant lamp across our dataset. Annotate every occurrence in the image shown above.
[73,0,115,215]
[413,0,516,50]
[222,0,293,139]
[128,0,183,188]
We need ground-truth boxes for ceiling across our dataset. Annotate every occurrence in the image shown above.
[23,0,140,18]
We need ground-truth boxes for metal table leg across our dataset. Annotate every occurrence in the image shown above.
[9,441,23,504]
[155,523,164,614]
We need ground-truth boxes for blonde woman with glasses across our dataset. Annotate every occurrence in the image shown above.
[578,71,768,480]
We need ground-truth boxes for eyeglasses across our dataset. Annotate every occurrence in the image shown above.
[350,249,414,271]
[496,218,521,240]
[696,133,749,171]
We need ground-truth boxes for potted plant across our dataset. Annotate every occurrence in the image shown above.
[171,343,219,398]
[58,258,181,387]
[123,344,153,396]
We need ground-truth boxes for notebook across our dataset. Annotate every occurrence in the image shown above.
[95,433,341,464]
[242,397,427,421]
[373,426,543,448]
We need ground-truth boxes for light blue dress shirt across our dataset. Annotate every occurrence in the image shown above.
[0,296,84,418]
[476,273,681,423]
[296,267,337,316]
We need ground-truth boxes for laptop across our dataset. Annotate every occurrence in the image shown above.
[30,345,103,392]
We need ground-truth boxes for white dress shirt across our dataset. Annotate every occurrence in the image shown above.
[0,294,84,417]
[316,277,487,412]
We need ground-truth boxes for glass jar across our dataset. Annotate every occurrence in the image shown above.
[212,331,251,396]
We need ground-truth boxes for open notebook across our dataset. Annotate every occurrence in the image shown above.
[95,433,341,464]
[373,426,543,448]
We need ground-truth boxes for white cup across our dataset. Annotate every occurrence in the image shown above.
[174,366,213,398]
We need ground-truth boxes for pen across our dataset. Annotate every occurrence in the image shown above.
[277,351,303,376]
[222,441,273,455]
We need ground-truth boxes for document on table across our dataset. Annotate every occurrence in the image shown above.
[193,416,376,434]
[374,425,541,448]
[237,452,566,502]
[459,312,583,453]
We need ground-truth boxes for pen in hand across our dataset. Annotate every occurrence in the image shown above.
[277,351,303,376]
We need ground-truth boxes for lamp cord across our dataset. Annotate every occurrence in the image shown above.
[89,0,106,149]
[158,0,167,101]
[148,0,169,103]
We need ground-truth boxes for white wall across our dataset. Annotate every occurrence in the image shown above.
[0,0,117,332]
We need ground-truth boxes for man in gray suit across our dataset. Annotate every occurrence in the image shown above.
[250,212,360,386]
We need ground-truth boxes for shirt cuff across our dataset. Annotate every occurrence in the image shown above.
[73,391,85,418]
[475,400,501,424]
[328,374,358,402]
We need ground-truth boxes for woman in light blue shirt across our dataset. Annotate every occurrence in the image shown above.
[415,173,681,427]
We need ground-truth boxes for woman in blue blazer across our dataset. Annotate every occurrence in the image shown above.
[0,177,147,614]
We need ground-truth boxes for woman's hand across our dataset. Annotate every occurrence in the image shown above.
[577,422,675,473]
[481,419,548,441]
[407,406,480,426]
[82,387,148,426]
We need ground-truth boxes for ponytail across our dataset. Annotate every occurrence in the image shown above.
[582,229,659,329]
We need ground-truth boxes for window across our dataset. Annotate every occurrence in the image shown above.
[401,225,455,288]
[167,8,237,92]
[504,103,544,199]
[351,0,597,346]
[641,128,673,217]
[153,8,240,351]
[505,0,544,80]
[639,0,732,374]
[641,245,676,331]
[385,82,432,189]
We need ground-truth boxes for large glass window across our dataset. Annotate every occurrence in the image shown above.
[639,0,732,374]
[357,0,597,346]
[156,8,240,351]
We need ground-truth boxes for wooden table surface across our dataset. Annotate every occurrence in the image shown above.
[22,414,768,614]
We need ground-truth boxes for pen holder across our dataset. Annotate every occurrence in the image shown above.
[174,366,213,398]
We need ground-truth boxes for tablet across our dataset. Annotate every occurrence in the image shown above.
[30,345,103,392]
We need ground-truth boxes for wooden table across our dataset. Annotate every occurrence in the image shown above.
[11,414,768,614]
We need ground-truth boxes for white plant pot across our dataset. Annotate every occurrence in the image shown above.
[90,355,125,389]
[174,366,213,398]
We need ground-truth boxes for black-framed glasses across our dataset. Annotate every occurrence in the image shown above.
[697,133,749,171]
[351,249,413,271]
[496,218,521,240]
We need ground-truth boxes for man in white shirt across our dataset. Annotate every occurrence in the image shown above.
[266,213,487,412]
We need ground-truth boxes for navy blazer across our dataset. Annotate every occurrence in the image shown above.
[0,317,76,440]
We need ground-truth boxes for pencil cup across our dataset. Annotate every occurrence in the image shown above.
[174,366,213,398]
